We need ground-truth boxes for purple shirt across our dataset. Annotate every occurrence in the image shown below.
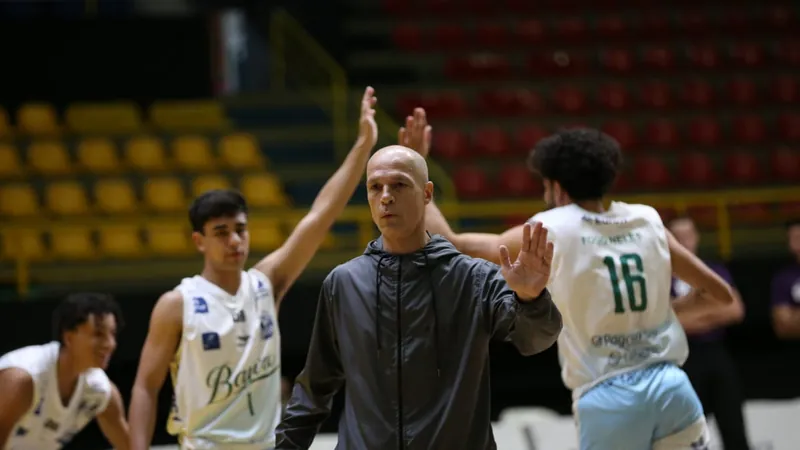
[770,263,800,308]
[671,261,735,343]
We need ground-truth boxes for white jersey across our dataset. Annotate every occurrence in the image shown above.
[531,202,688,400]
[168,269,282,450]
[0,342,112,450]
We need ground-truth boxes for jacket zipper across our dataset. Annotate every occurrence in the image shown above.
[396,257,405,450]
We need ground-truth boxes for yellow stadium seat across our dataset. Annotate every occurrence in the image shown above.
[51,226,95,260]
[191,175,232,197]
[0,144,23,179]
[149,100,228,131]
[240,174,289,208]
[0,108,12,138]
[17,103,59,135]
[94,179,138,214]
[0,229,45,261]
[146,222,192,255]
[219,133,264,169]
[27,141,71,175]
[65,102,142,134]
[98,225,144,258]
[172,135,215,172]
[0,184,40,217]
[77,138,121,174]
[247,219,285,251]
[125,136,168,172]
[45,181,90,216]
[144,177,186,212]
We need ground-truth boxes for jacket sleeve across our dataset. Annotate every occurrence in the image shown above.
[476,260,562,356]
[276,276,344,449]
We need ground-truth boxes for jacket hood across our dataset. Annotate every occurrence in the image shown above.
[363,234,461,262]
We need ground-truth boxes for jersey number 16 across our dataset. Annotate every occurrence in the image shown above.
[602,253,648,313]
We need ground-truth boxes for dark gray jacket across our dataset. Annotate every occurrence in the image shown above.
[276,235,562,450]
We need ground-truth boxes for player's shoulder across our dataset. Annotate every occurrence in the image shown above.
[530,205,578,224]
[0,342,58,377]
[83,368,112,396]
[610,201,662,222]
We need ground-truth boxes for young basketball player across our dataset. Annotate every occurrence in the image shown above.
[399,109,737,449]
[0,293,129,450]
[128,87,379,450]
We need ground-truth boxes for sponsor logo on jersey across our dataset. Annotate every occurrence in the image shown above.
[193,297,209,313]
[581,215,630,225]
[44,418,60,432]
[260,313,274,340]
[202,332,221,351]
[205,354,279,405]
[232,309,246,323]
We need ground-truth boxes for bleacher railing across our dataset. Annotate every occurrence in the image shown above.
[267,8,456,200]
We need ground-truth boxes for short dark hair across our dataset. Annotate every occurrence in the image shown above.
[52,293,124,344]
[527,128,622,201]
[189,189,248,233]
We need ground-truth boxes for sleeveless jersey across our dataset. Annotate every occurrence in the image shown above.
[531,202,688,400]
[0,342,112,450]
[167,268,282,450]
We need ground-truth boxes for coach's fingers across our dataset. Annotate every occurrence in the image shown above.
[499,245,512,271]
[544,241,554,265]
[536,224,549,257]
[398,127,407,145]
[521,222,533,253]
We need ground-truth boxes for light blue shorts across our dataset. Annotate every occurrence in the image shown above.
[575,362,708,450]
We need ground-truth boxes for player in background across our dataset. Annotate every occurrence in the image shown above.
[0,293,129,450]
[399,109,737,449]
[128,87,379,450]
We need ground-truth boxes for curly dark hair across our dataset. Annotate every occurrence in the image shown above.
[189,189,249,233]
[52,292,124,344]
[526,128,622,201]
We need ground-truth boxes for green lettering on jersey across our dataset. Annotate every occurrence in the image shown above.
[602,253,648,313]
[581,232,642,246]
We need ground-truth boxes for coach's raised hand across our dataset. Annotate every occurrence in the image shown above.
[499,222,554,301]
[356,86,378,151]
[398,107,432,157]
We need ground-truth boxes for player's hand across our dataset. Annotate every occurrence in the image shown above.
[499,222,554,301]
[356,86,378,150]
[398,107,432,158]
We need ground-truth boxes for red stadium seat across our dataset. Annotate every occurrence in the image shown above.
[729,42,766,68]
[732,115,766,144]
[642,46,676,72]
[778,113,800,142]
[676,10,709,35]
[498,164,540,198]
[724,151,763,184]
[640,81,673,110]
[637,14,670,38]
[515,126,550,153]
[529,50,587,77]
[392,25,423,51]
[596,15,628,40]
[729,203,773,226]
[601,121,638,151]
[597,83,631,111]
[613,171,632,193]
[770,147,800,181]
[428,0,458,14]
[600,48,634,73]
[778,202,800,220]
[516,19,546,45]
[453,165,492,199]
[425,92,469,119]
[634,156,672,189]
[679,152,717,187]
[721,11,749,32]
[432,130,471,160]
[553,85,587,114]
[768,6,797,30]
[434,24,467,49]
[554,17,588,42]
[775,40,800,67]
[475,23,508,48]
[726,78,759,106]
[681,79,714,108]
[396,93,421,118]
[687,44,721,70]
[515,90,547,116]
[772,76,799,104]
[645,119,680,149]
[473,127,511,157]
[477,89,545,116]
[687,117,722,147]
[445,54,511,81]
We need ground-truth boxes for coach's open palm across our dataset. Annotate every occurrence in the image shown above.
[499,222,554,300]
[356,86,378,150]
[398,107,432,158]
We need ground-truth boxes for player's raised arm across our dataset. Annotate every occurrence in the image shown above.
[128,291,183,450]
[96,382,130,450]
[276,276,345,448]
[399,108,527,263]
[0,368,34,447]
[255,87,378,303]
[667,230,735,310]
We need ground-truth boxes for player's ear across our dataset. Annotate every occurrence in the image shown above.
[191,231,206,252]
[423,181,434,205]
